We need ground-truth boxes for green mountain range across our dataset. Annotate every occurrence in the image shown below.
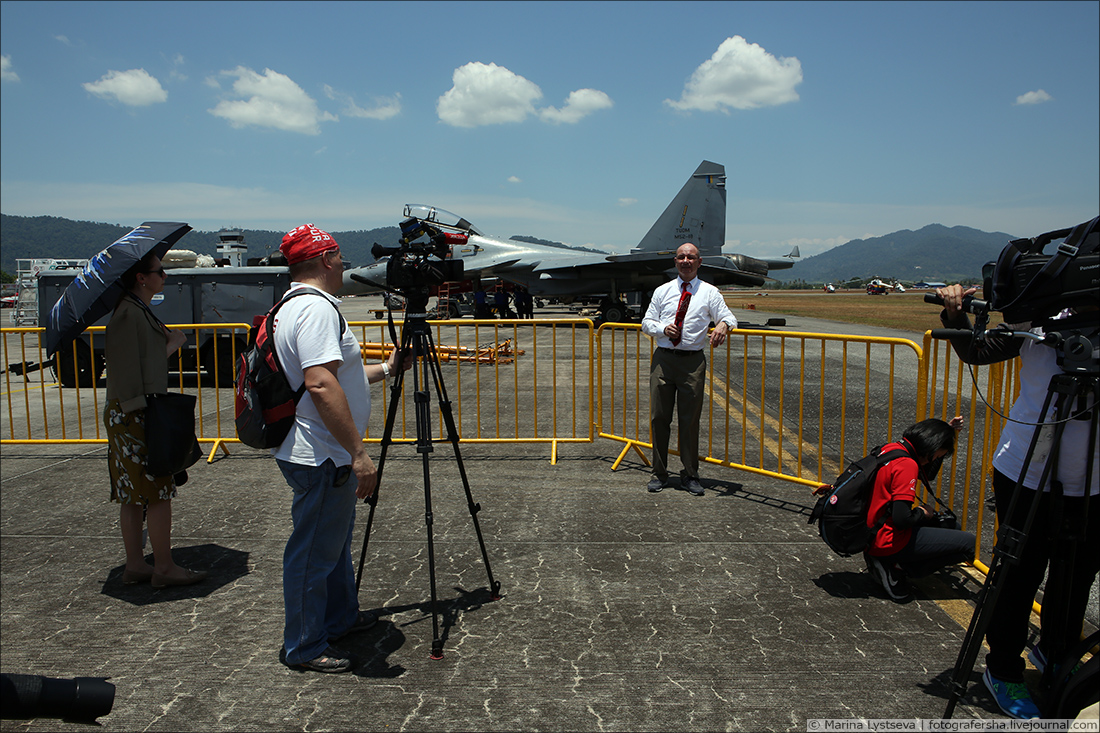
[0,214,403,275]
[0,214,610,277]
[770,224,1018,285]
[3,214,1020,285]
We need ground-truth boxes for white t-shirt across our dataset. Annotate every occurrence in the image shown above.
[271,284,370,466]
[991,329,1098,497]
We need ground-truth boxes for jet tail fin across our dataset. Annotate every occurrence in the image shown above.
[763,246,800,271]
[633,160,726,256]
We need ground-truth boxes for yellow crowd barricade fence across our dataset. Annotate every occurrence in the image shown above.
[594,322,1019,574]
[2,319,1021,572]
[1,319,597,466]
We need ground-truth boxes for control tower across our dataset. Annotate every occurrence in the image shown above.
[216,229,247,267]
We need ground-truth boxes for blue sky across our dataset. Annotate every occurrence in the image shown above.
[2,1,1097,261]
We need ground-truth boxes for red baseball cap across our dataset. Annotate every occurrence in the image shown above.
[280,224,339,265]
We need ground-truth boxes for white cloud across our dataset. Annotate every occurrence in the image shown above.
[508,176,522,184]
[1,55,18,83]
[323,85,401,120]
[617,198,637,207]
[1014,89,1053,106]
[209,66,337,135]
[437,62,543,127]
[168,53,187,82]
[82,68,167,106]
[539,88,613,124]
[665,36,802,112]
[53,35,71,46]
[437,62,613,127]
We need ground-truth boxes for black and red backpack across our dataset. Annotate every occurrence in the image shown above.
[234,288,344,449]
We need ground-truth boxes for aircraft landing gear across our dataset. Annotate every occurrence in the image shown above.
[599,297,631,324]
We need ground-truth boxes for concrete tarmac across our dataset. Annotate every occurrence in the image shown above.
[0,298,1054,731]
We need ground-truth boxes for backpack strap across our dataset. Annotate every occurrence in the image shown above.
[275,286,347,336]
[264,287,348,399]
[866,445,913,534]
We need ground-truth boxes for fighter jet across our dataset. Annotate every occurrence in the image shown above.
[340,160,798,322]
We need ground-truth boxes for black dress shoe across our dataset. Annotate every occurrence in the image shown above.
[683,477,705,496]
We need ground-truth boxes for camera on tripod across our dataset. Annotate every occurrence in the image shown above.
[926,216,1099,372]
[370,214,466,296]
[982,215,1099,325]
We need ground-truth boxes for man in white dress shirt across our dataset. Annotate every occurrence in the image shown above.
[641,243,738,495]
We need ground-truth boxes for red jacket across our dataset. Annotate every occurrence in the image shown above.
[866,441,919,556]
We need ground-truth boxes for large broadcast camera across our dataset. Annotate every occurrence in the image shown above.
[370,212,466,296]
[983,215,1099,325]
[927,216,1099,372]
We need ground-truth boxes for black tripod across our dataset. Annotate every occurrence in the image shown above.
[355,289,502,660]
[943,346,1097,717]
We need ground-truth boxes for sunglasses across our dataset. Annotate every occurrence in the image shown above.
[143,267,167,277]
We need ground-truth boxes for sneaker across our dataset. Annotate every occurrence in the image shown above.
[682,476,705,496]
[865,553,912,602]
[331,610,378,642]
[983,669,1041,719]
[647,476,667,493]
[283,645,356,674]
[1028,645,1048,674]
[1029,644,1082,678]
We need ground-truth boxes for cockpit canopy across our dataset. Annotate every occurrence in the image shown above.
[404,204,483,236]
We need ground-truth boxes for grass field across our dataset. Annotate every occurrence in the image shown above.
[722,289,1001,334]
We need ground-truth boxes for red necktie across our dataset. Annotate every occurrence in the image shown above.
[671,282,691,346]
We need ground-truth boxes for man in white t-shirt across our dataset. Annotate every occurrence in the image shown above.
[274,224,405,674]
[641,243,737,496]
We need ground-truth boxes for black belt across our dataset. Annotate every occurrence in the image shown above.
[658,347,702,356]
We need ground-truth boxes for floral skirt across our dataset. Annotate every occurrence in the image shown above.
[104,399,177,505]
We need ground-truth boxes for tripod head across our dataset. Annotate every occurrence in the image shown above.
[1032,311,1099,376]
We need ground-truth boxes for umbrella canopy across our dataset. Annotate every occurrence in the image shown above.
[44,222,192,356]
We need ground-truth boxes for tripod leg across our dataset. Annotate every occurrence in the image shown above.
[365,311,501,660]
[943,376,1075,718]
[422,326,503,600]
[1037,386,1098,690]
[409,329,446,660]
[355,328,411,593]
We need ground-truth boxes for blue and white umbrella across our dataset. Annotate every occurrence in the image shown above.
[44,222,191,356]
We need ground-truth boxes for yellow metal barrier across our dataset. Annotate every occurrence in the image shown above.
[2,318,1047,584]
[351,318,596,464]
[1,324,251,461]
[2,319,597,465]
[920,332,1022,572]
[596,323,924,490]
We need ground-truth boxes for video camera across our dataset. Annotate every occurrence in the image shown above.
[370,216,466,295]
[983,216,1099,325]
[926,216,1099,373]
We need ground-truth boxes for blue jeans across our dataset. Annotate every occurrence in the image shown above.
[277,458,359,664]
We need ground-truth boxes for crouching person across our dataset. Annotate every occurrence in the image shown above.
[864,418,976,602]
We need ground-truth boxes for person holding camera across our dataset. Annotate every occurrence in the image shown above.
[864,418,977,602]
[273,224,407,674]
[936,283,1099,719]
[641,242,737,495]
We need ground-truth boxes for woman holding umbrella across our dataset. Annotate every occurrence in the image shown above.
[104,251,207,588]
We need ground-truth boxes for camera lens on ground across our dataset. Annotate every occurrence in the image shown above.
[0,673,115,723]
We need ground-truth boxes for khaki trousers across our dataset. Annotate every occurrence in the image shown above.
[649,347,706,479]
